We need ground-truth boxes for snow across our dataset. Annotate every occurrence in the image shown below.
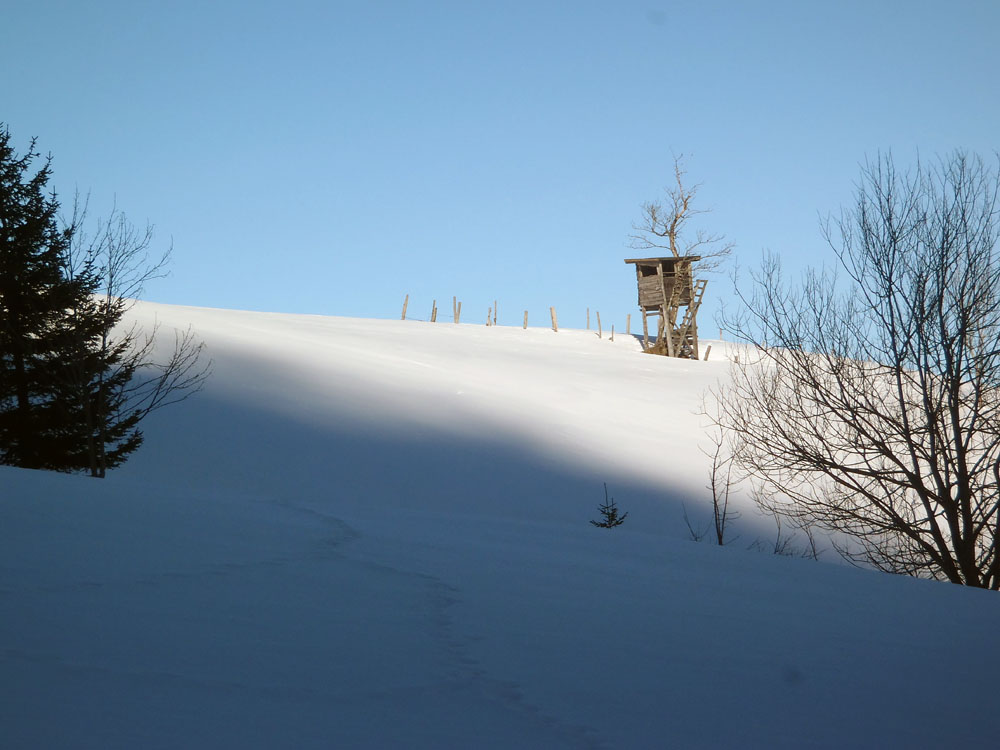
[2,302,999,748]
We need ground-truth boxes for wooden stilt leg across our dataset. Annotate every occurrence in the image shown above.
[663,305,675,357]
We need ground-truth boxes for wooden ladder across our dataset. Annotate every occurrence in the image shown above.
[674,279,707,358]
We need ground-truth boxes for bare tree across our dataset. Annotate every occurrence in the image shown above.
[630,155,734,273]
[745,488,822,560]
[747,509,798,557]
[61,196,211,477]
[681,502,710,541]
[704,423,740,545]
[714,151,1000,588]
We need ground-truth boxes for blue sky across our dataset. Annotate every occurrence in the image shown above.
[3,0,997,330]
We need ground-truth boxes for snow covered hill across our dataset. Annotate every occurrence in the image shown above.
[2,302,999,748]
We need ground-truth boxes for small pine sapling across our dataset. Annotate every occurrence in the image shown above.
[591,484,629,528]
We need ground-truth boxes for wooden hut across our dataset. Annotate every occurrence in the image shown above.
[624,256,706,358]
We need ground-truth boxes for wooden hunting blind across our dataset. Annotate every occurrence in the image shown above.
[625,256,706,358]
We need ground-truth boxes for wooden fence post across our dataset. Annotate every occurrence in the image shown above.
[611,324,615,342]
[486,307,491,326]
[456,301,462,323]
[494,300,498,326]
[453,296,458,323]
[626,313,631,336]
[401,294,409,320]
[430,300,437,322]
[596,311,602,339]
[523,310,528,329]
[704,344,712,361]
[587,308,590,330]
[550,307,558,332]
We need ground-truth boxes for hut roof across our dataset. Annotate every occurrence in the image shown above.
[623,256,702,265]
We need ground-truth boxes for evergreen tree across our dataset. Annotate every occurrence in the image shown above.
[0,126,93,469]
[590,484,629,528]
[1,124,209,476]
[48,277,143,476]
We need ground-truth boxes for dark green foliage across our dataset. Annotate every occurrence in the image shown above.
[590,483,629,528]
[0,124,207,477]
[48,290,144,476]
[0,126,95,469]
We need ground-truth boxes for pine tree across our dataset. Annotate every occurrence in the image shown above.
[1,124,209,476]
[47,281,143,476]
[0,126,94,469]
[590,484,629,528]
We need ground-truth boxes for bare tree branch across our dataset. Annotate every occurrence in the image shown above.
[629,155,734,274]
[59,196,210,477]
[714,151,1000,588]
[703,421,740,545]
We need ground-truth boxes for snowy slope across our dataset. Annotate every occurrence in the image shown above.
[2,302,999,749]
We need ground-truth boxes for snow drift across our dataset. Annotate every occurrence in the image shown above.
[2,302,998,748]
